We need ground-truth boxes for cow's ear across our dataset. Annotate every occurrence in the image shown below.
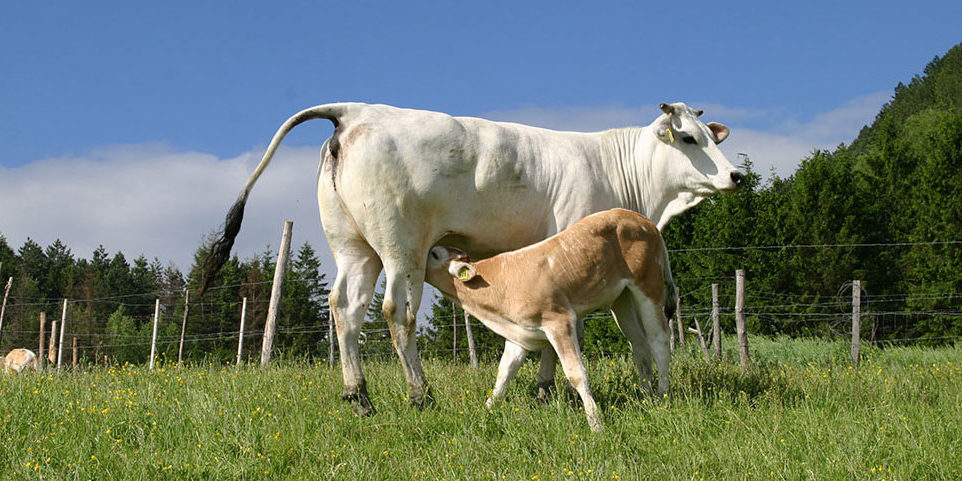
[448,261,477,282]
[707,122,730,144]
[659,103,675,115]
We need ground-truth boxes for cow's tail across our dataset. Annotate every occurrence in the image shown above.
[661,238,678,323]
[200,104,349,294]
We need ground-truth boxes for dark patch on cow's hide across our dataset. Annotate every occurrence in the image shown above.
[328,123,345,191]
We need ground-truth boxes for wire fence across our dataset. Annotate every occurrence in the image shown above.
[2,239,961,368]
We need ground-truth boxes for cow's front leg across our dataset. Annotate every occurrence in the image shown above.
[486,340,528,408]
[383,259,432,407]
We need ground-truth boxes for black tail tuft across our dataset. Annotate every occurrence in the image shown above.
[664,280,678,321]
[199,198,246,295]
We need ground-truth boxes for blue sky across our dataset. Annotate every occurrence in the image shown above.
[1,1,960,311]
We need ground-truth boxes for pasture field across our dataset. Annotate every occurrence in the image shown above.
[1,337,960,480]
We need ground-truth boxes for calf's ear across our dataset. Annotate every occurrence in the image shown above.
[708,122,730,144]
[448,261,478,282]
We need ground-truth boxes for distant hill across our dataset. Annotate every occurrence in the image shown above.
[851,43,962,153]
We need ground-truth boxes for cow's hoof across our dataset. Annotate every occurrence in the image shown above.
[341,383,375,416]
[409,386,435,409]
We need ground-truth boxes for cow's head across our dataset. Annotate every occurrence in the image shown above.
[427,246,478,282]
[653,102,743,192]
[645,102,744,227]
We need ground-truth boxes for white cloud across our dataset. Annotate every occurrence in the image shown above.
[0,143,330,274]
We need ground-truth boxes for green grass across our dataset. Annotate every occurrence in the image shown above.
[2,337,960,480]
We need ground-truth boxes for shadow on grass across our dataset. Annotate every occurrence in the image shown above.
[578,357,806,410]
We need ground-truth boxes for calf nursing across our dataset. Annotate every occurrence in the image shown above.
[425,208,673,431]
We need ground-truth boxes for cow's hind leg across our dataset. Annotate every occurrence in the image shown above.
[382,257,432,407]
[544,313,603,432]
[329,244,383,416]
[629,285,671,397]
[610,290,655,396]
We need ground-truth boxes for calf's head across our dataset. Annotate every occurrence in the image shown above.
[652,102,744,195]
[426,246,478,287]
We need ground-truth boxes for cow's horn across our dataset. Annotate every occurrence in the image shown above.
[659,103,675,115]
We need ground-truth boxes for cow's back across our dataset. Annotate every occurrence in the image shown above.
[329,105,616,259]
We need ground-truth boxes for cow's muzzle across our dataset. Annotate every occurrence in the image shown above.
[730,171,745,188]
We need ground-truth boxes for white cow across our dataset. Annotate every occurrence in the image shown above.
[3,348,38,374]
[204,102,741,414]
[426,209,672,432]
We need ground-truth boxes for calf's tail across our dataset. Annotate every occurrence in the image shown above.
[200,104,348,294]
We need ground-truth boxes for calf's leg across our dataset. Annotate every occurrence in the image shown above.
[535,318,585,402]
[486,340,528,408]
[544,316,603,432]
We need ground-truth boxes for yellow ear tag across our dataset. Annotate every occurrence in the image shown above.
[458,267,472,281]
[666,127,675,143]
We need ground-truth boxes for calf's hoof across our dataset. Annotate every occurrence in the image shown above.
[588,419,606,433]
[534,384,554,403]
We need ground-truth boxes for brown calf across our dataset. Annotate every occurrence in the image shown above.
[425,208,673,431]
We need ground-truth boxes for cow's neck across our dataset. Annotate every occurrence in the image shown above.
[599,127,689,227]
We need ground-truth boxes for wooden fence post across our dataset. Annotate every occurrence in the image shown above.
[237,297,247,365]
[675,297,685,347]
[0,276,12,348]
[57,299,68,370]
[178,290,190,365]
[261,221,294,366]
[149,299,160,369]
[452,306,458,361]
[464,309,478,368]
[851,280,861,367]
[689,318,711,362]
[668,318,675,353]
[72,337,77,367]
[711,283,721,360]
[735,270,750,368]
[38,312,46,369]
[328,310,335,368]
[48,320,58,365]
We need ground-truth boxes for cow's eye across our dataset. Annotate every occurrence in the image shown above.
[430,251,439,260]
[682,136,697,145]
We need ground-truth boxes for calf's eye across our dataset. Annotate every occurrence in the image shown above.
[682,136,697,145]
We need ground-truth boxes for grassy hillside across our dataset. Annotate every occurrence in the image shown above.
[3,340,960,480]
